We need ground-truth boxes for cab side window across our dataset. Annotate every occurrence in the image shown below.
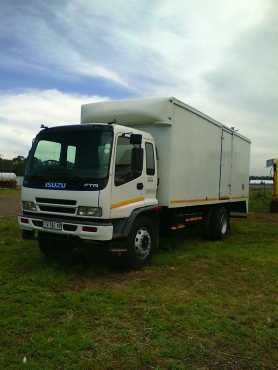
[145,142,155,175]
[115,135,143,186]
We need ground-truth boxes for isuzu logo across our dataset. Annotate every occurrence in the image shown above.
[45,182,66,189]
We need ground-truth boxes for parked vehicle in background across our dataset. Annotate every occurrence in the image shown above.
[266,159,278,212]
[18,97,251,267]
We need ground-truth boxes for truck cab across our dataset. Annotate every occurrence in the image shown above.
[19,123,159,267]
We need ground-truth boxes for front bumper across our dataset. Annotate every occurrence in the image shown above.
[18,214,113,241]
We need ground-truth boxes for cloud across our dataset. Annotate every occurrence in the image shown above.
[0,0,277,174]
[0,89,108,158]
[0,1,129,86]
[199,2,278,175]
[0,0,273,95]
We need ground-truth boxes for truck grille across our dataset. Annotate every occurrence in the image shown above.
[32,220,43,227]
[38,205,76,214]
[36,197,76,205]
[35,198,77,215]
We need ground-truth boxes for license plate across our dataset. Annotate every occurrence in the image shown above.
[43,221,62,230]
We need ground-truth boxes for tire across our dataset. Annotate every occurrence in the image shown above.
[203,207,230,240]
[126,216,158,269]
[38,232,74,260]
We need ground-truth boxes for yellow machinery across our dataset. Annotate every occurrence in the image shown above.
[266,159,278,212]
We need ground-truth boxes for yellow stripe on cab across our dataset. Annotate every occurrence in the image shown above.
[111,196,145,209]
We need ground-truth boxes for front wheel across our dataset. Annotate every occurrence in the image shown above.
[126,216,158,268]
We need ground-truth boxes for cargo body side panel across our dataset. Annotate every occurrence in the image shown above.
[168,104,222,207]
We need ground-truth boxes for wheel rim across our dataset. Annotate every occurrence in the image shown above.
[134,227,151,260]
[221,216,228,235]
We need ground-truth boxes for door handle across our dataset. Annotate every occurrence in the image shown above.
[137,182,144,190]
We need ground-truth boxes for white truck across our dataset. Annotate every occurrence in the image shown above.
[19,97,250,267]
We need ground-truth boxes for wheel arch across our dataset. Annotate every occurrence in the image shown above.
[113,205,160,239]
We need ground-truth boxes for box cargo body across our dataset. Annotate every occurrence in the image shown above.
[81,97,251,209]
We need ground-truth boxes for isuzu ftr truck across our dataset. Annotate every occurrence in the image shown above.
[19,97,251,267]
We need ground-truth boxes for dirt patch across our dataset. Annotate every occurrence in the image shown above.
[68,266,176,293]
[248,212,278,224]
[0,194,20,217]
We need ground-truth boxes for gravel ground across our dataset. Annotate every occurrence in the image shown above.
[0,191,20,217]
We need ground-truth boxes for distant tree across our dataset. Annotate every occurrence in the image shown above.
[12,156,26,176]
[249,175,273,181]
[0,155,26,175]
[13,155,25,162]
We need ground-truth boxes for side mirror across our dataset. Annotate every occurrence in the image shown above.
[131,147,143,174]
[130,134,142,145]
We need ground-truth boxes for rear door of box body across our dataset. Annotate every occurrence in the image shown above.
[219,130,233,198]
[219,131,250,200]
[230,135,250,199]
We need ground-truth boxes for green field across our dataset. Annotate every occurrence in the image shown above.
[249,187,272,213]
[0,190,277,369]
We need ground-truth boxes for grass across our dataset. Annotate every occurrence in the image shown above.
[249,188,272,213]
[0,190,277,369]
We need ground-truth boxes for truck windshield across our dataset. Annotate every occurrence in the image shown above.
[25,127,113,181]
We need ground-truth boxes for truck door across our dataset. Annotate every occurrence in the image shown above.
[219,130,233,198]
[144,141,158,204]
[110,133,146,218]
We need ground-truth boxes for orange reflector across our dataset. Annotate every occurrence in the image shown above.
[185,216,203,222]
[171,224,186,230]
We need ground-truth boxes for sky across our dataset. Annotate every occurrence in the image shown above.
[0,0,277,175]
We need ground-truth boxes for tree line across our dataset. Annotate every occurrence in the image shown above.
[0,156,274,180]
[249,176,273,181]
[0,156,26,176]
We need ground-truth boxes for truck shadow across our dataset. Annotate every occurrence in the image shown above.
[46,225,204,273]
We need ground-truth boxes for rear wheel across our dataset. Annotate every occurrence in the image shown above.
[203,207,230,240]
[126,216,158,268]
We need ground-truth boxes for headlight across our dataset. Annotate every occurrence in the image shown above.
[77,206,102,217]
[22,201,37,211]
